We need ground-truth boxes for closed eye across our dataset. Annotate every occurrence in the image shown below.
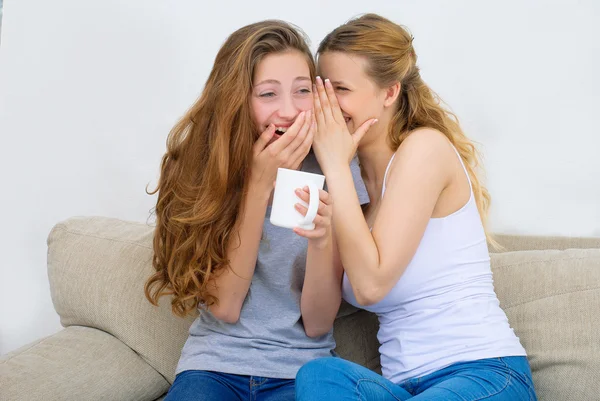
[259,92,276,98]
[336,86,350,92]
[297,88,312,94]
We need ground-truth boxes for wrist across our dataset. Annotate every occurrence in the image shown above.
[248,173,273,195]
[322,164,351,182]
[247,178,272,203]
[308,232,332,250]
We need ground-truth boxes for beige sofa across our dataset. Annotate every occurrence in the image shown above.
[1,216,599,401]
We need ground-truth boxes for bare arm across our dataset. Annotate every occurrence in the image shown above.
[207,180,270,323]
[301,235,343,337]
[326,130,452,305]
[295,189,342,337]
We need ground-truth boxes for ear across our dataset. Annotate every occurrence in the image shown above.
[383,82,401,108]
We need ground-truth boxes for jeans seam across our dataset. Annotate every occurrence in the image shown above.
[501,357,536,401]
[355,378,403,401]
[509,361,536,401]
[475,358,512,401]
[251,376,268,386]
[436,359,512,401]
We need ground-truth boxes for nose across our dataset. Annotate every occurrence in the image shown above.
[277,94,300,120]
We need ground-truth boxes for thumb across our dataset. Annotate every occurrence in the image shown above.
[253,124,276,153]
[352,119,378,145]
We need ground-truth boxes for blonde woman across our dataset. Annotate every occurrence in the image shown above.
[296,14,537,401]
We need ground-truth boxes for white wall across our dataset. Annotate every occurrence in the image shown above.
[1,0,598,355]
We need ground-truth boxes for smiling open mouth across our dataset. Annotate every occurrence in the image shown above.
[275,127,288,135]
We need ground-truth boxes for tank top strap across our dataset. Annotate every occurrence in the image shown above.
[450,145,472,190]
[381,153,396,197]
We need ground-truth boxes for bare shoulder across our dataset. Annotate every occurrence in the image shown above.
[397,128,452,156]
[383,128,455,192]
[391,128,454,169]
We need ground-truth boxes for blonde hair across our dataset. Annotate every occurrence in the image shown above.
[145,20,316,317]
[319,13,496,245]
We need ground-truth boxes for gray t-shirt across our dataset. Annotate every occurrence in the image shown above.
[176,153,368,378]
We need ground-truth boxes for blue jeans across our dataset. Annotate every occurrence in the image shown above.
[296,356,537,400]
[165,370,295,401]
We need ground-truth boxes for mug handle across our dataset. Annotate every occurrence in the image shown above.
[298,182,320,227]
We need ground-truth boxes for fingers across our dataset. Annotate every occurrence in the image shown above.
[323,78,345,124]
[289,116,315,168]
[286,110,312,154]
[294,189,332,218]
[293,187,332,239]
[293,226,328,240]
[352,118,378,146]
[315,76,334,122]
[312,84,326,128]
[294,206,331,229]
[268,111,307,153]
[295,187,331,207]
[253,124,276,154]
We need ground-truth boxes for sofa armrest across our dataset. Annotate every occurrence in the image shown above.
[0,326,169,401]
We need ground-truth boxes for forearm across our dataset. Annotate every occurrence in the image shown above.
[300,236,342,337]
[208,181,270,322]
[325,166,381,304]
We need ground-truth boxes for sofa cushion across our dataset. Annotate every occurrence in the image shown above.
[47,217,195,384]
[0,326,168,401]
[334,308,381,372]
[491,248,600,401]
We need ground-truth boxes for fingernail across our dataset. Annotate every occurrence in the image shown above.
[316,76,322,83]
[324,78,331,86]
[371,119,379,125]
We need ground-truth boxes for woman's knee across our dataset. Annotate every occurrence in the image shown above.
[297,357,355,382]
[297,357,336,381]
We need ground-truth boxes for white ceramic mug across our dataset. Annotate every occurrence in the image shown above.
[270,168,325,230]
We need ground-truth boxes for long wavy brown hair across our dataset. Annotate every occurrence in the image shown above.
[318,14,496,245]
[145,20,316,317]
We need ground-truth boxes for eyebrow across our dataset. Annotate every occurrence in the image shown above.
[254,77,312,86]
[331,80,349,86]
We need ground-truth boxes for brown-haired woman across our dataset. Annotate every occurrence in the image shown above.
[295,14,537,401]
[144,20,368,401]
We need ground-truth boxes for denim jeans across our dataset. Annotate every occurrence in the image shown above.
[165,370,295,401]
[296,356,537,400]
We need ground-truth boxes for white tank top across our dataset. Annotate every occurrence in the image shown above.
[342,147,526,384]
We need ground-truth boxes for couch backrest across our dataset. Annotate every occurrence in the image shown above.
[47,217,195,383]
[494,233,600,252]
[490,248,600,400]
[47,216,600,399]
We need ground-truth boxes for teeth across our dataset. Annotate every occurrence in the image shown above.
[276,127,288,133]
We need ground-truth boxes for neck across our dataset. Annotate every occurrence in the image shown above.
[357,125,394,204]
